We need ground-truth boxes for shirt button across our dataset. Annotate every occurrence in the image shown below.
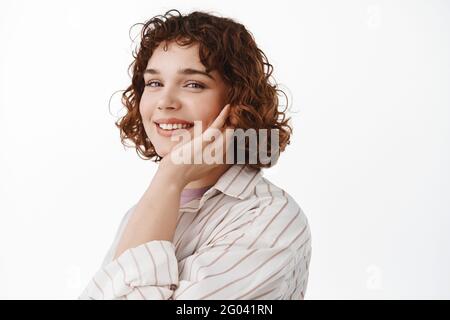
[169,284,178,290]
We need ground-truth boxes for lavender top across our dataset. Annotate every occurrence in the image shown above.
[180,185,213,206]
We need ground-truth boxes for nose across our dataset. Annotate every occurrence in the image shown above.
[157,103,180,110]
[156,93,182,111]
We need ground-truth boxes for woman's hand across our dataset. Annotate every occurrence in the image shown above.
[114,104,234,258]
[158,103,234,188]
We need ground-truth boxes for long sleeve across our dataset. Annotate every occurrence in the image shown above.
[79,240,178,299]
[78,165,312,300]
[78,209,311,300]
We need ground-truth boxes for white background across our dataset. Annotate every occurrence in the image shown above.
[1,0,449,299]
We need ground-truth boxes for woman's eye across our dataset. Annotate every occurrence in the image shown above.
[144,81,205,89]
[186,82,205,89]
[145,81,162,87]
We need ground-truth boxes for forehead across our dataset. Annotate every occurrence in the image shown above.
[144,41,226,84]
[146,41,202,68]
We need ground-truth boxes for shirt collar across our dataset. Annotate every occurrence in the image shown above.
[179,164,264,212]
[206,164,263,200]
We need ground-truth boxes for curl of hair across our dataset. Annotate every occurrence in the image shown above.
[115,9,292,169]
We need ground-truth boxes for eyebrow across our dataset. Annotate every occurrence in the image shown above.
[143,68,215,81]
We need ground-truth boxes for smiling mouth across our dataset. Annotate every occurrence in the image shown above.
[155,122,194,131]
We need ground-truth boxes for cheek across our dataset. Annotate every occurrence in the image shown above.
[201,106,223,126]
[139,98,154,120]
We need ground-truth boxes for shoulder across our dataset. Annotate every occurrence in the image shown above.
[247,177,312,253]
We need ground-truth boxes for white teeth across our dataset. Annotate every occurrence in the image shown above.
[158,123,193,130]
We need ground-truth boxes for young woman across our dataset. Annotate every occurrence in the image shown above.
[79,9,312,300]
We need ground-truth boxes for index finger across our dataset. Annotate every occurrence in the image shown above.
[206,104,230,132]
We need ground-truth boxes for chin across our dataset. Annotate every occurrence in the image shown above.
[151,137,178,158]
[155,144,175,158]
[154,147,168,158]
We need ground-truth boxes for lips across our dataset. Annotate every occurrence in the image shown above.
[154,118,194,125]
[154,122,194,137]
[156,122,194,130]
[152,117,196,138]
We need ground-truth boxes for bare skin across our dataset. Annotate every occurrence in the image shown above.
[113,104,233,260]
[113,40,235,259]
[140,40,230,189]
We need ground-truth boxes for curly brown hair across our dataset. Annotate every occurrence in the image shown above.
[115,9,292,169]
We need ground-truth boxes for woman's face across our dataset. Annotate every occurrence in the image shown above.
[140,40,229,158]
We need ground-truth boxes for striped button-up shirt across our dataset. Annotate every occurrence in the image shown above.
[79,164,312,300]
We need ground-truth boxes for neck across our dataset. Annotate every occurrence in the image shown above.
[184,164,233,189]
